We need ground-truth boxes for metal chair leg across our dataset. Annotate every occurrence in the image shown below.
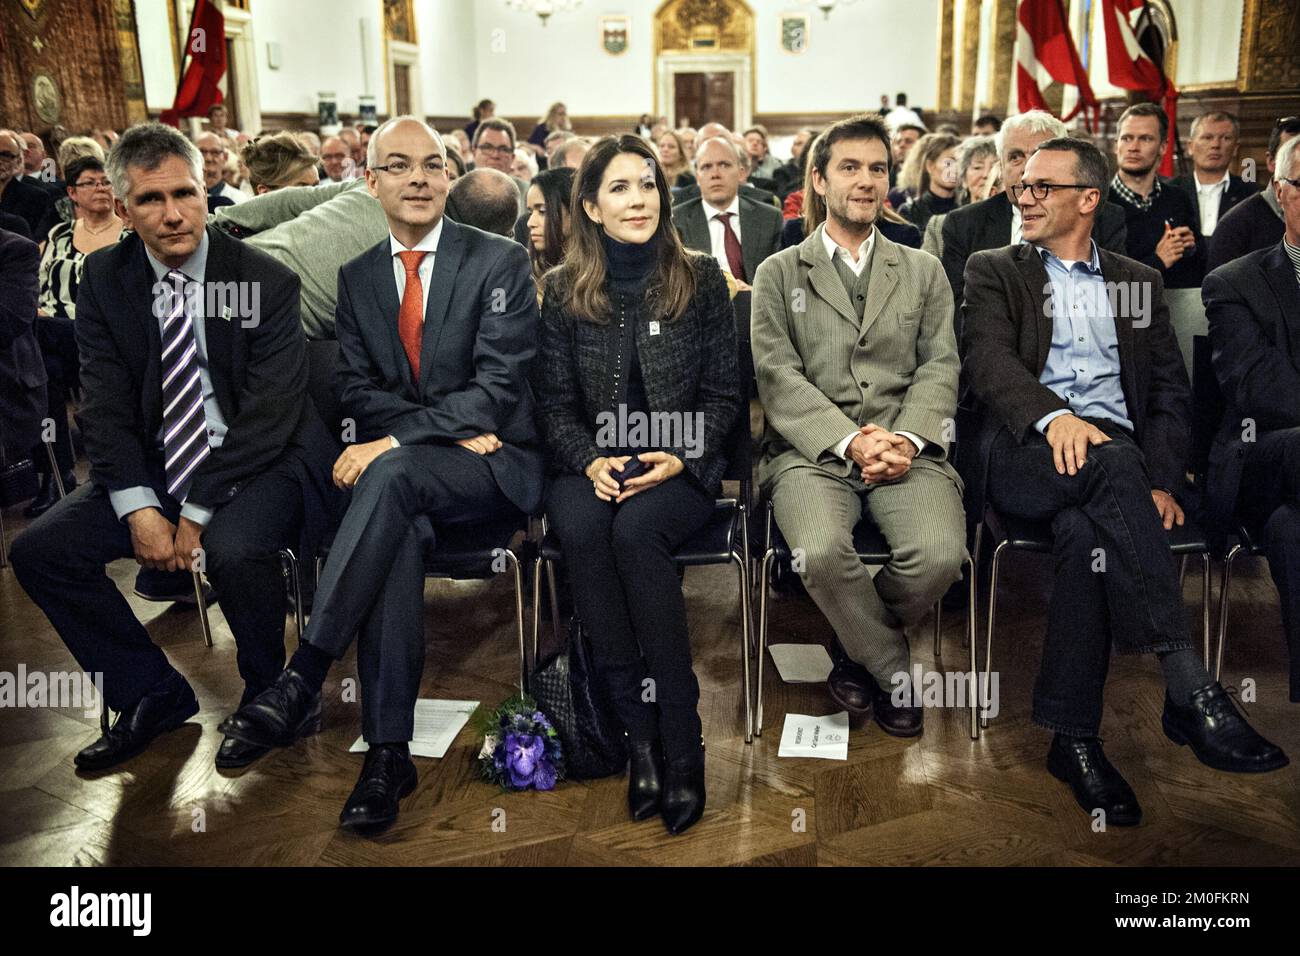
[964,522,984,651]
[966,552,979,740]
[530,555,543,674]
[0,506,7,569]
[755,549,775,736]
[982,541,1009,729]
[193,569,213,648]
[1178,553,1188,592]
[45,442,66,499]
[545,561,561,644]
[733,551,753,743]
[280,548,304,644]
[1200,552,1211,672]
[504,548,527,693]
[1216,544,1244,681]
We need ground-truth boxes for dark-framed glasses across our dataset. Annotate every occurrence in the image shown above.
[1010,182,1095,201]
[371,158,445,177]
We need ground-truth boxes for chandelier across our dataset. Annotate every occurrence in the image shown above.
[806,0,860,19]
[504,0,583,27]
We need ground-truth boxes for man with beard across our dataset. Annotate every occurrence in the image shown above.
[751,113,967,737]
[1109,102,1205,289]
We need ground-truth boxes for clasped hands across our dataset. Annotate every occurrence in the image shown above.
[586,451,683,503]
[847,423,916,483]
[126,509,206,572]
[330,433,503,489]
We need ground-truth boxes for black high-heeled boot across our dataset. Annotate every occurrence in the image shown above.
[661,744,705,835]
[627,739,663,821]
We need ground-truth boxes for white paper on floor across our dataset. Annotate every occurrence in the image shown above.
[349,699,479,758]
[777,712,850,760]
[767,643,834,683]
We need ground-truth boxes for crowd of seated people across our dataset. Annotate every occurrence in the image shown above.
[3,95,1299,846]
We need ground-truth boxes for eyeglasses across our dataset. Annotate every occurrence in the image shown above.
[1010,182,1096,201]
[198,148,226,160]
[0,151,20,162]
[73,179,113,190]
[371,159,445,177]
[1279,177,1300,189]
[475,144,515,157]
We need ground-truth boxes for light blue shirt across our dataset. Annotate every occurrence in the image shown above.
[1033,241,1133,435]
[108,231,229,526]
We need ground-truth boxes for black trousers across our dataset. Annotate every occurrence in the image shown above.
[546,472,715,760]
[1238,426,1300,701]
[11,453,313,712]
[33,316,76,474]
[302,445,514,743]
[986,420,1191,736]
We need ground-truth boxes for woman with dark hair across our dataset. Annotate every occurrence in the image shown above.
[465,98,495,143]
[525,165,575,298]
[444,143,467,181]
[535,134,741,835]
[27,155,130,517]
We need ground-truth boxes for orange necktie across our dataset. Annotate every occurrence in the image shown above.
[397,250,427,379]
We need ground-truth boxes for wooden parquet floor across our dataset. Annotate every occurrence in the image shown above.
[2,465,1298,867]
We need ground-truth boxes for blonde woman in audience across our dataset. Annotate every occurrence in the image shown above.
[897,132,961,233]
[241,132,320,194]
[655,128,694,187]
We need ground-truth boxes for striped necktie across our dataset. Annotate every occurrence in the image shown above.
[160,269,211,499]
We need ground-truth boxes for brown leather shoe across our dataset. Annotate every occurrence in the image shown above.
[827,659,874,717]
[870,679,924,737]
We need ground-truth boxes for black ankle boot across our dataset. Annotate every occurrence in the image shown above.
[661,744,705,835]
[627,739,663,821]
[23,471,74,518]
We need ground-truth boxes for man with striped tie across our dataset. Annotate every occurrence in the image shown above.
[12,123,337,772]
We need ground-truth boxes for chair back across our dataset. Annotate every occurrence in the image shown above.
[731,290,756,399]
[1190,334,1225,488]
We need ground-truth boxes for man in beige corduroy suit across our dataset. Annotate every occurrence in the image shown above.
[752,114,967,735]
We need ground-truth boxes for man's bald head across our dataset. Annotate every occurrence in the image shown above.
[19,133,45,174]
[0,130,25,185]
[446,168,521,237]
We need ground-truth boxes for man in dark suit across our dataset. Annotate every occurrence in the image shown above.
[1207,117,1299,272]
[219,116,544,835]
[0,129,57,239]
[1204,135,1300,704]
[941,111,1126,325]
[1168,111,1258,240]
[11,122,337,772]
[674,135,782,291]
[962,137,1286,828]
[0,227,46,477]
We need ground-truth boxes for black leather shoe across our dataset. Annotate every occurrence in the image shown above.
[1046,735,1142,826]
[217,667,322,749]
[75,672,198,771]
[870,678,924,737]
[628,739,664,821]
[661,745,706,835]
[23,471,76,519]
[1163,682,1290,773]
[827,659,874,717]
[133,567,212,605]
[339,744,418,835]
[215,735,270,769]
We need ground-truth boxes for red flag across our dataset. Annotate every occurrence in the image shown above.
[1016,0,1098,124]
[1101,0,1179,175]
[160,0,226,128]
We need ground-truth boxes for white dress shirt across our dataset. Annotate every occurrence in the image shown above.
[702,194,742,278]
[1194,169,1231,236]
[1010,203,1023,245]
[215,181,248,205]
[817,225,927,460]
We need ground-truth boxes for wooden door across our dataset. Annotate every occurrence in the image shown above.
[673,72,735,129]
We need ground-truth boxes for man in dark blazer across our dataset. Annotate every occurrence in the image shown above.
[220,117,544,835]
[1203,137,1300,704]
[674,135,783,290]
[1206,117,1299,272]
[0,226,46,475]
[1168,111,1259,239]
[0,129,57,239]
[11,123,337,772]
[941,111,1126,325]
[961,137,1286,828]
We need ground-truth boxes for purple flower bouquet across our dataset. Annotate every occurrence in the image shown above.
[476,695,565,791]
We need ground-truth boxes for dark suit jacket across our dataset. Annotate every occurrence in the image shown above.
[959,243,1191,515]
[1202,242,1300,532]
[1206,191,1286,273]
[0,228,46,464]
[941,191,1129,316]
[0,210,33,241]
[74,226,333,511]
[334,217,544,515]
[673,194,782,283]
[0,175,58,240]
[1168,173,1259,233]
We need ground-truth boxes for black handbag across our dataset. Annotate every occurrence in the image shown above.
[530,614,628,780]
